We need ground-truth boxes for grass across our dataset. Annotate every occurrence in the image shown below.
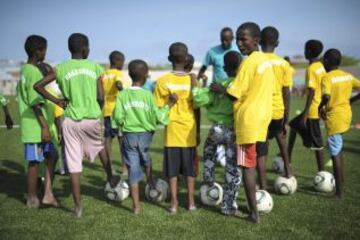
[1,96,360,240]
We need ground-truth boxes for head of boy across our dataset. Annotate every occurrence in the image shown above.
[24,35,47,62]
[236,22,260,56]
[220,27,234,50]
[168,42,188,66]
[68,33,89,59]
[260,26,279,50]
[184,54,195,72]
[323,48,341,72]
[109,51,125,70]
[304,39,323,60]
[223,51,242,77]
[128,60,148,86]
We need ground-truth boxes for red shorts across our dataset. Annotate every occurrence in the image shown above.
[237,144,257,168]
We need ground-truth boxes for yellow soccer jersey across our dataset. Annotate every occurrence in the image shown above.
[306,61,325,119]
[227,51,275,144]
[266,53,293,120]
[322,69,360,135]
[102,69,124,116]
[154,71,196,147]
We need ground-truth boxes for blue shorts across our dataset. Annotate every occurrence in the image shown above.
[24,143,57,162]
[104,116,120,138]
[122,132,153,184]
[327,134,343,157]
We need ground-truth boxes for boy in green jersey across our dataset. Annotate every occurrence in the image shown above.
[17,35,58,208]
[112,60,177,214]
[192,51,242,215]
[34,33,118,217]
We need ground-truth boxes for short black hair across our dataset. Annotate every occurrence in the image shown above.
[169,42,188,63]
[236,22,261,39]
[128,59,148,82]
[68,33,89,54]
[221,27,233,36]
[261,26,279,46]
[324,48,342,67]
[24,35,47,58]
[224,51,242,71]
[109,51,125,65]
[305,39,323,58]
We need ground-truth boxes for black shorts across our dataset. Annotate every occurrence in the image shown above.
[256,119,284,157]
[289,115,323,149]
[163,147,196,178]
[104,116,120,138]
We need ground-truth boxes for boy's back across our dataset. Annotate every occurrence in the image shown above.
[306,61,326,119]
[102,68,123,116]
[154,71,196,147]
[55,59,104,120]
[228,51,274,144]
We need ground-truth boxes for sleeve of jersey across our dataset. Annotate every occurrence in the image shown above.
[226,67,249,100]
[111,95,125,128]
[0,94,8,106]
[192,87,211,107]
[115,71,123,82]
[153,79,168,107]
[202,51,212,67]
[283,63,293,87]
[306,68,317,89]
[321,76,331,95]
[27,72,45,106]
[352,76,360,91]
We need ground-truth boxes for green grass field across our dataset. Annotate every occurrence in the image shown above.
[1,96,360,240]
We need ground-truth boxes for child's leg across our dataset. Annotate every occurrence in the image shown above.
[169,176,178,210]
[98,148,116,185]
[118,135,128,176]
[243,167,259,223]
[43,145,59,206]
[203,127,218,184]
[315,150,325,171]
[186,176,195,209]
[27,161,40,207]
[328,134,344,198]
[70,172,82,217]
[287,129,297,163]
[104,137,113,163]
[256,141,268,190]
[130,183,141,214]
[275,133,292,178]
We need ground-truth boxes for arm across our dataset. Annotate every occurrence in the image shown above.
[34,71,67,108]
[32,104,51,142]
[195,108,201,146]
[282,86,291,125]
[350,93,360,104]
[197,65,208,87]
[116,81,123,91]
[299,88,314,127]
[97,75,104,109]
[318,94,330,120]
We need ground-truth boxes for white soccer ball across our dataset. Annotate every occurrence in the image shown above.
[256,190,273,214]
[313,171,335,193]
[272,156,285,173]
[216,145,226,167]
[145,178,169,202]
[200,182,223,206]
[104,179,130,202]
[274,176,297,195]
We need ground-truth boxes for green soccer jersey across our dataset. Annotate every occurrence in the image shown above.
[55,59,104,120]
[112,86,170,132]
[17,64,49,143]
[192,78,234,128]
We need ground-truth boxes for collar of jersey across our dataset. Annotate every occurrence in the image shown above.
[129,86,142,90]
[171,70,188,76]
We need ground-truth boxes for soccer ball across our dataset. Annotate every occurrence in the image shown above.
[256,190,273,214]
[274,176,297,195]
[313,171,335,193]
[216,145,226,167]
[145,178,169,202]
[200,182,223,206]
[104,179,130,202]
[272,156,284,173]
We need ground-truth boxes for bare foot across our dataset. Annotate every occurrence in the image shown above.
[42,195,59,207]
[247,211,260,224]
[74,206,82,218]
[26,197,40,208]
[133,207,141,215]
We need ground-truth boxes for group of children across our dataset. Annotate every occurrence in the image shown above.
[4,21,360,223]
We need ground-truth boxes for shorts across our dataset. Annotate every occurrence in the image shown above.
[328,134,343,157]
[62,118,104,173]
[24,142,57,162]
[237,144,257,168]
[163,147,196,178]
[289,115,323,149]
[104,116,121,138]
[122,132,153,184]
[256,119,284,157]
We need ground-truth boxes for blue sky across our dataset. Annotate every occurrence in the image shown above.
[0,0,359,64]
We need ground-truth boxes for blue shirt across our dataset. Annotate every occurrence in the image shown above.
[202,42,239,82]
[142,79,155,92]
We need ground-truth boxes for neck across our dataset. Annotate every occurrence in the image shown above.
[27,57,38,65]
[172,63,185,72]
[261,45,275,53]
[132,81,143,87]
[227,71,236,78]
[71,53,84,60]
[248,46,259,55]
[308,57,318,64]
[327,66,338,72]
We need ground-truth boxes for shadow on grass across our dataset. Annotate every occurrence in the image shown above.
[0,168,26,205]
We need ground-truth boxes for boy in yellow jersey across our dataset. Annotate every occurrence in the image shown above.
[256,26,293,190]
[154,42,197,213]
[318,49,360,199]
[288,40,325,172]
[227,22,275,223]
[102,51,127,175]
